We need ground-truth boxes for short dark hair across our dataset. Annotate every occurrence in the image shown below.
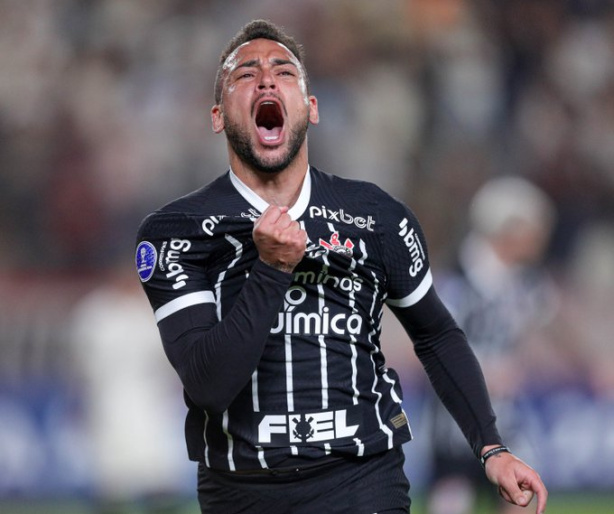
[214,19,308,104]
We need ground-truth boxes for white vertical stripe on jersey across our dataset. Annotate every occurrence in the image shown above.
[403,408,414,439]
[254,398,270,469]
[318,337,328,409]
[215,235,243,471]
[252,370,260,412]
[327,222,361,406]
[203,411,211,467]
[256,446,268,469]
[349,233,363,406]
[215,234,243,320]
[382,372,403,404]
[245,264,268,465]
[382,353,413,439]
[363,240,394,449]
[353,437,365,456]
[222,411,236,471]
[285,333,294,411]
[304,220,331,411]
[319,249,330,410]
[368,346,394,448]
[349,343,359,406]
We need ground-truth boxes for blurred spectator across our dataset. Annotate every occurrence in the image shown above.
[67,265,192,511]
[425,177,558,514]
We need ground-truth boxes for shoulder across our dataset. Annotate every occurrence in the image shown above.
[311,167,394,201]
[309,166,408,218]
[308,167,419,240]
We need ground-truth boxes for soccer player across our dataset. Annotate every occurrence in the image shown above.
[135,19,548,514]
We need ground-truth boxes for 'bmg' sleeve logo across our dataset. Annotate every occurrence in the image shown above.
[136,241,157,282]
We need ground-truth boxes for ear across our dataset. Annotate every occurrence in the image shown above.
[211,104,224,133]
[308,96,319,125]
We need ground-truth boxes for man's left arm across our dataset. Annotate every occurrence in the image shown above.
[389,287,547,514]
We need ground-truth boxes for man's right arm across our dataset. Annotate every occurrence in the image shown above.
[158,259,292,413]
[138,205,305,414]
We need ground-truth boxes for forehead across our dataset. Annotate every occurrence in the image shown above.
[223,38,300,71]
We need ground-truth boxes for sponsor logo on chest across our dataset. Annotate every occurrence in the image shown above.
[271,286,363,336]
[258,409,359,445]
[309,206,375,231]
[201,215,225,236]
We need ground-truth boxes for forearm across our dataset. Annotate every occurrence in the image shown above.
[391,288,503,457]
[418,325,502,456]
[159,259,292,413]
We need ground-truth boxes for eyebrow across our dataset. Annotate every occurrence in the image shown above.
[271,58,298,68]
[235,59,259,70]
[234,58,298,71]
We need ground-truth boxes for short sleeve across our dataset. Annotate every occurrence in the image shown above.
[135,212,216,323]
[382,199,433,308]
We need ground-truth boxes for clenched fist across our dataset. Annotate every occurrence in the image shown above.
[253,206,307,273]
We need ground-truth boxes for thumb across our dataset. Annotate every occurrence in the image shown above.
[517,489,535,506]
[499,484,533,507]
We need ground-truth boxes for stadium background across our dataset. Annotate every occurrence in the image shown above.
[1,1,613,512]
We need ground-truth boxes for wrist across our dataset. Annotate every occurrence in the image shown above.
[480,445,511,468]
[258,257,295,274]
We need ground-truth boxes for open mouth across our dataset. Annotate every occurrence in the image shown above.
[255,101,284,143]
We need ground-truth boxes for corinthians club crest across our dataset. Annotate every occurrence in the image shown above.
[319,231,354,257]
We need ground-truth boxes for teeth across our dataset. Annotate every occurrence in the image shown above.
[264,136,277,141]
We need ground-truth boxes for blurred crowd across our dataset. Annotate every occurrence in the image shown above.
[1,0,614,506]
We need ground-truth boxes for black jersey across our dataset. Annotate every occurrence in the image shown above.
[136,166,499,471]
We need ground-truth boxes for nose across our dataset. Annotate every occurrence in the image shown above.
[258,68,276,90]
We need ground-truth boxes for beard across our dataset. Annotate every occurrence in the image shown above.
[224,113,309,174]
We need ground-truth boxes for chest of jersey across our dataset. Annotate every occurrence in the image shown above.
[204,216,387,320]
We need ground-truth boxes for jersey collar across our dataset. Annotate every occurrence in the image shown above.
[228,166,312,221]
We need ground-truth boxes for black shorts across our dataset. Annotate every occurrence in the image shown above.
[197,446,411,514]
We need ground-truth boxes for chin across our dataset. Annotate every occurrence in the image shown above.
[253,160,289,174]
[251,147,298,174]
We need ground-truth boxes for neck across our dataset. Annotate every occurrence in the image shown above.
[228,149,309,208]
